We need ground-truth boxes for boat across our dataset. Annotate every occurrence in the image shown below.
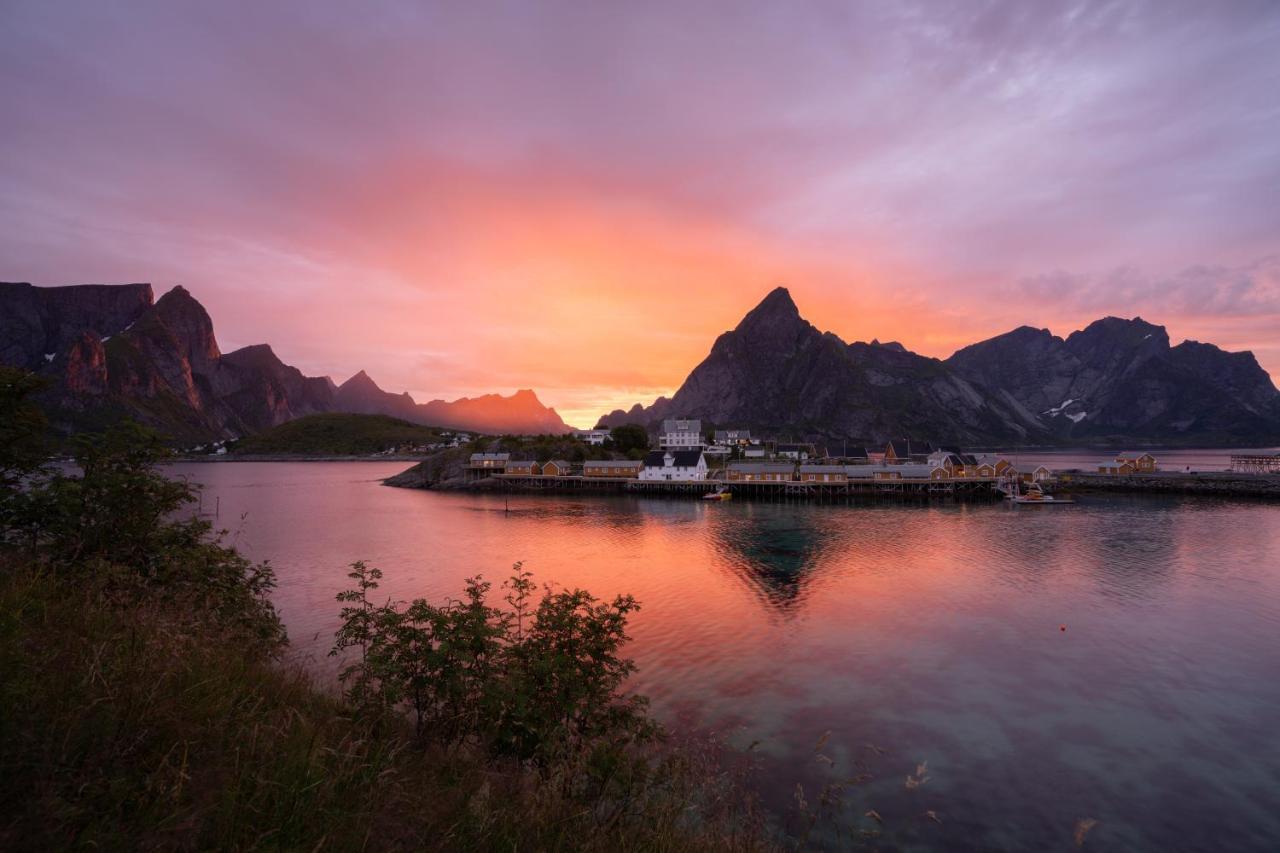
[1006,483,1074,505]
[702,486,733,501]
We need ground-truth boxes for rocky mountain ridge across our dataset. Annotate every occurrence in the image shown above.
[0,281,569,441]
[600,288,1280,446]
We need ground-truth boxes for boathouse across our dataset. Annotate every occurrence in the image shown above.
[798,464,846,483]
[505,460,540,476]
[582,460,643,478]
[640,449,707,481]
[541,459,572,477]
[1098,460,1136,475]
[727,462,794,482]
[468,452,510,470]
[1018,465,1053,483]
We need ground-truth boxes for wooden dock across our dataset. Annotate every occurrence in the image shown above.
[488,473,1005,502]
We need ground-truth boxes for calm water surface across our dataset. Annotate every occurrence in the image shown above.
[170,462,1280,851]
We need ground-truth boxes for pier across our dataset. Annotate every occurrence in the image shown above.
[487,473,1006,502]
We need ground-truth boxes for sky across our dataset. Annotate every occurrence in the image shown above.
[3,0,1278,428]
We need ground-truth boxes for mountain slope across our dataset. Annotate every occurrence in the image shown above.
[1,281,570,441]
[599,287,1047,444]
[945,318,1280,444]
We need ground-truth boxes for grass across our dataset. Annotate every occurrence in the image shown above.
[0,564,771,852]
[232,413,448,456]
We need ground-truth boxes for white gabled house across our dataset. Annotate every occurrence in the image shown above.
[658,419,704,450]
[639,449,707,481]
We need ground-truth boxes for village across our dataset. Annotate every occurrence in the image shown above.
[465,418,1164,499]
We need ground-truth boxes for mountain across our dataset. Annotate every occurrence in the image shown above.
[1,281,570,441]
[599,288,1280,447]
[332,370,569,435]
[946,317,1280,444]
[598,287,1048,445]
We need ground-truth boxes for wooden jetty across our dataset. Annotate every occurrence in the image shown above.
[487,473,1005,502]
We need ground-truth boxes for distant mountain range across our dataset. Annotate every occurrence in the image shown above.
[0,282,569,441]
[599,287,1280,446]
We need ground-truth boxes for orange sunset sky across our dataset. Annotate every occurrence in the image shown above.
[3,2,1278,428]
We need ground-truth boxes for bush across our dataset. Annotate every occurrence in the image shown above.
[332,563,654,765]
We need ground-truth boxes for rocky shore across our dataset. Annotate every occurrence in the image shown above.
[1059,471,1280,499]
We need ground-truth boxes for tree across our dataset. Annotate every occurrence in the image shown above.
[609,423,649,455]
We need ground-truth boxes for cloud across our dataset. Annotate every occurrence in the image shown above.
[2,0,1278,418]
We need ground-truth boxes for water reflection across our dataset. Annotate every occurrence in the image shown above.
[165,463,1280,852]
[708,503,836,611]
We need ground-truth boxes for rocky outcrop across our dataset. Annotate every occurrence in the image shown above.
[382,448,474,489]
[0,282,152,370]
[599,287,1047,445]
[946,317,1280,444]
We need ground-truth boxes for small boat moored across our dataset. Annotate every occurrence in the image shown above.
[703,486,733,501]
[1006,483,1074,505]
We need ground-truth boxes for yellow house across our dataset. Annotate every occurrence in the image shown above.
[1116,451,1157,472]
[505,460,540,476]
[541,459,572,477]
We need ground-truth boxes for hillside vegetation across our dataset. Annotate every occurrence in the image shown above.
[232,412,448,456]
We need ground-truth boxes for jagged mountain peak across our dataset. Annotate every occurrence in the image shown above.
[340,369,379,389]
[735,286,803,329]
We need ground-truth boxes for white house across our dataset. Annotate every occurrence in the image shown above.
[658,418,704,450]
[639,449,707,481]
[713,429,753,446]
[572,429,611,445]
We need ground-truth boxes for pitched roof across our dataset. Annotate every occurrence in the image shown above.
[799,464,846,474]
[470,452,510,462]
[644,449,704,468]
[887,439,934,457]
[661,418,701,433]
[586,459,642,468]
[543,459,571,469]
[729,463,795,474]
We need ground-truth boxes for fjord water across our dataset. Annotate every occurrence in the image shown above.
[171,462,1280,852]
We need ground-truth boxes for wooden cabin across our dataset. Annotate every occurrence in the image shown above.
[798,464,847,483]
[505,460,540,476]
[1018,465,1053,483]
[884,439,935,463]
[973,462,997,478]
[468,452,510,470]
[1116,451,1157,472]
[726,462,794,482]
[582,460,642,478]
[541,459,572,477]
[1097,460,1136,475]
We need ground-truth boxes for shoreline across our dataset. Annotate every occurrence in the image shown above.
[168,454,434,463]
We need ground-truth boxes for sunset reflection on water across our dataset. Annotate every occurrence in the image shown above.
[172,462,1280,851]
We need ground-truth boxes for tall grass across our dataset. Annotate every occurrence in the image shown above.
[0,563,770,851]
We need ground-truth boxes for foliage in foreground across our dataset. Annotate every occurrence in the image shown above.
[0,367,769,851]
